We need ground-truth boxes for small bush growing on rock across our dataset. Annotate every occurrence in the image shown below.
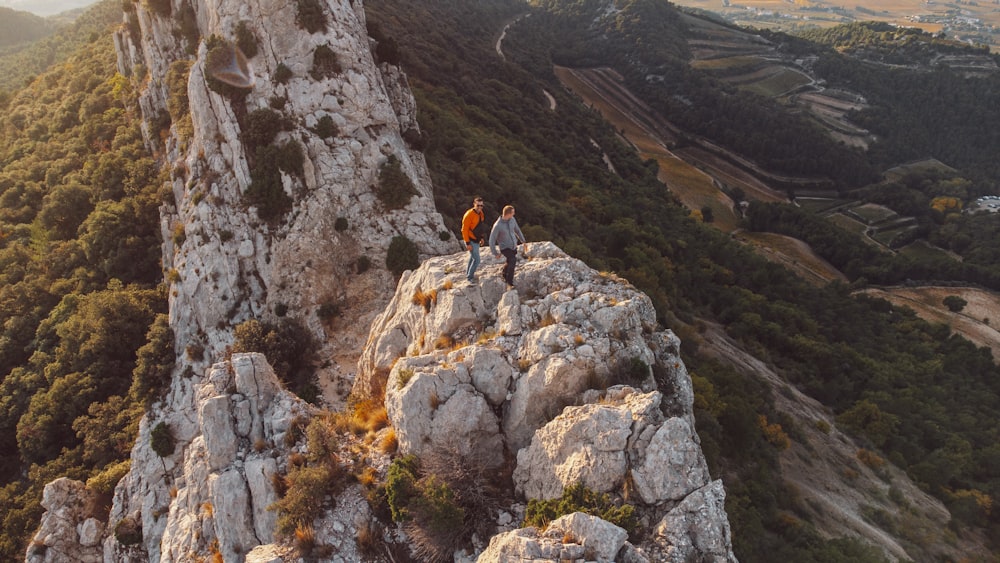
[309,45,341,80]
[384,447,507,562]
[114,515,143,545]
[377,156,417,210]
[86,459,131,495]
[243,108,289,153]
[386,235,419,278]
[524,483,637,537]
[609,357,649,387]
[176,0,199,54]
[150,422,175,457]
[396,368,415,390]
[334,216,349,231]
[356,255,372,274]
[295,0,328,34]
[270,464,337,537]
[166,60,193,142]
[246,145,294,222]
[274,63,293,84]
[317,302,341,321]
[235,21,258,59]
[232,318,317,401]
[312,114,339,139]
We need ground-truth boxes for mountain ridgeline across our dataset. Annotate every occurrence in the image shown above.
[0,0,998,561]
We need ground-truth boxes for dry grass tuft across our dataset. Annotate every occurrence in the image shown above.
[356,520,382,556]
[294,525,316,554]
[380,428,399,454]
[433,334,455,350]
[412,287,437,312]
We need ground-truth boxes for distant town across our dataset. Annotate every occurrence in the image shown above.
[688,0,1000,52]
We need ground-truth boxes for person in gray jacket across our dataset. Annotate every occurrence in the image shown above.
[489,205,527,289]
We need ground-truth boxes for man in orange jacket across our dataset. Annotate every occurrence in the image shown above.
[461,196,487,283]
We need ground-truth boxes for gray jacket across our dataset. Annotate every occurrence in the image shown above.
[489,217,525,254]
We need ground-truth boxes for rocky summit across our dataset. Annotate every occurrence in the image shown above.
[24,0,737,558]
[354,241,737,562]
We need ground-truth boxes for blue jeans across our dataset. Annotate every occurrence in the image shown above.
[466,241,481,280]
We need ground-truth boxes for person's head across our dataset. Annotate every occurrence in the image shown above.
[502,205,515,218]
[473,196,484,210]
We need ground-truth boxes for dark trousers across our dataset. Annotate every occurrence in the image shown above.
[501,248,517,285]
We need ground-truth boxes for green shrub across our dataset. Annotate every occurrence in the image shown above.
[177,0,199,54]
[242,108,288,153]
[310,45,342,80]
[270,464,335,537]
[377,156,417,210]
[150,422,174,457]
[130,314,175,405]
[523,483,637,537]
[382,447,503,562]
[232,318,317,399]
[274,303,288,317]
[86,459,131,495]
[274,63,293,84]
[235,21,258,59]
[114,515,143,545]
[611,357,649,386]
[384,454,420,522]
[943,295,967,312]
[386,235,419,278]
[295,0,328,34]
[334,217,348,231]
[317,302,341,320]
[356,255,372,274]
[246,142,304,222]
[166,60,193,142]
[312,115,339,139]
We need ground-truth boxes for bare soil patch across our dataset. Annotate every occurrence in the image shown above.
[733,231,847,285]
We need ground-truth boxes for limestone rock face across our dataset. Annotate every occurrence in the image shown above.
[25,478,104,563]
[355,241,738,561]
[113,0,452,395]
[103,354,315,562]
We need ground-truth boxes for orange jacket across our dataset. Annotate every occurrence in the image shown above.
[461,208,486,243]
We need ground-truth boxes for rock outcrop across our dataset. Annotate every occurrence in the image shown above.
[354,241,737,561]
[115,0,452,388]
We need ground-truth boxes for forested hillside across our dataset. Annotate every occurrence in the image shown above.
[0,0,119,100]
[0,2,166,556]
[0,7,55,48]
[367,0,999,560]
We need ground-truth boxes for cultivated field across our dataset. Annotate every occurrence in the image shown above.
[671,0,1000,50]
